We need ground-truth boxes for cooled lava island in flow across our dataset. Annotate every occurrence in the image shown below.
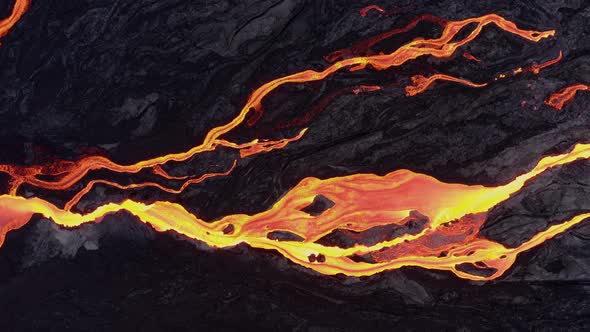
[1,0,590,331]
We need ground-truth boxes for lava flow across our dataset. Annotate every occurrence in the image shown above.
[359,5,385,17]
[405,74,487,96]
[1,143,590,281]
[2,7,586,281]
[0,0,29,43]
[545,83,590,110]
[0,13,556,199]
[463,52,481,62]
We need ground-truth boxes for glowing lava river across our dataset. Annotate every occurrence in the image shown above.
[1,2,589,281]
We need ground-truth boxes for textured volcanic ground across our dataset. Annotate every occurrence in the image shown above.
[1,0,590,331]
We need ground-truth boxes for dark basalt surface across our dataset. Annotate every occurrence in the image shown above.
[1,0,590,330]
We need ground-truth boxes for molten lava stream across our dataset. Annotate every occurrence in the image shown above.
[0,0,29,42]
[493,51,563,82]
[404,74,487,96]
[407,51,563,97]
[0,13,555,197]
[1,9,580,281]
[359,5,385,17]
[463,52,481,62]
[63,161,238,211]
[545,83,590,110]
[2,143,590,281]
[324,13,448,63]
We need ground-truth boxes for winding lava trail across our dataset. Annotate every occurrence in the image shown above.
[0,0,28,43]
[545,83,590,110]
[359,5,385,17]
[1,4,587,281]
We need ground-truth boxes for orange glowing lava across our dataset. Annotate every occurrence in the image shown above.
[544,83,590,110]
[405,74,487,96]
[494,51,563,81]
[1,9,582,281]
[529,51,563,74]
[0,0,29,43]
[0,13,555,197]
[324,14,447,63]
[352,85,382,95]
[463,52,481,62]
[1,143,590,280]
[406,52,562,97]
[359,5,385,17]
